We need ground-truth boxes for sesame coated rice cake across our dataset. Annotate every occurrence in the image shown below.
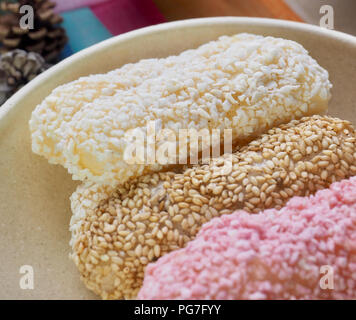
[69,116,356,299]
[138,176,356,300]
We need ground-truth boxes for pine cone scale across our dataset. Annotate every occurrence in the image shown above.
[3,37,22,48]
[25,40,46,52]
[0,26,10,39]
[12,26,30,35]
[0,49,50,104]
[28,28,47,40]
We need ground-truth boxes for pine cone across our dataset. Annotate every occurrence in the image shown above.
[0,0,67,62]
[0,49,49,104]
[0,70,13,105]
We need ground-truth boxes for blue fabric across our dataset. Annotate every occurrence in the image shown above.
[60,7,112,58]
[59,44,74,60]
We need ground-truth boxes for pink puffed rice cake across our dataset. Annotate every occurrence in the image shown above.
[138,177,356,300]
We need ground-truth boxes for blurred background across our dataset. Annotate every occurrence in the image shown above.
[0,0,355,105]
[52,0,356,58]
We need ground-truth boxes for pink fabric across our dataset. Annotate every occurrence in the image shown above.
[138,177,356,300]
[90,0,165,36]
[53,0,110,12]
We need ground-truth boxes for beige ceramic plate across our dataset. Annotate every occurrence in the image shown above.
[1,17,356,299]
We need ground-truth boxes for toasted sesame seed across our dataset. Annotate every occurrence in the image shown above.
[70,116,355,300]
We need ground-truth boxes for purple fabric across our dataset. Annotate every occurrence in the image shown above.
[53,0,110,13]
[90,0,165,36]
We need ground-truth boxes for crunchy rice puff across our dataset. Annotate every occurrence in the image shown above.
[30,33,331,186]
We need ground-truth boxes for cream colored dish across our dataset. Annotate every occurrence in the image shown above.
[0,17,356,299]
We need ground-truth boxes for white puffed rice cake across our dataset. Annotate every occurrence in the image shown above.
[30,33,332,186]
